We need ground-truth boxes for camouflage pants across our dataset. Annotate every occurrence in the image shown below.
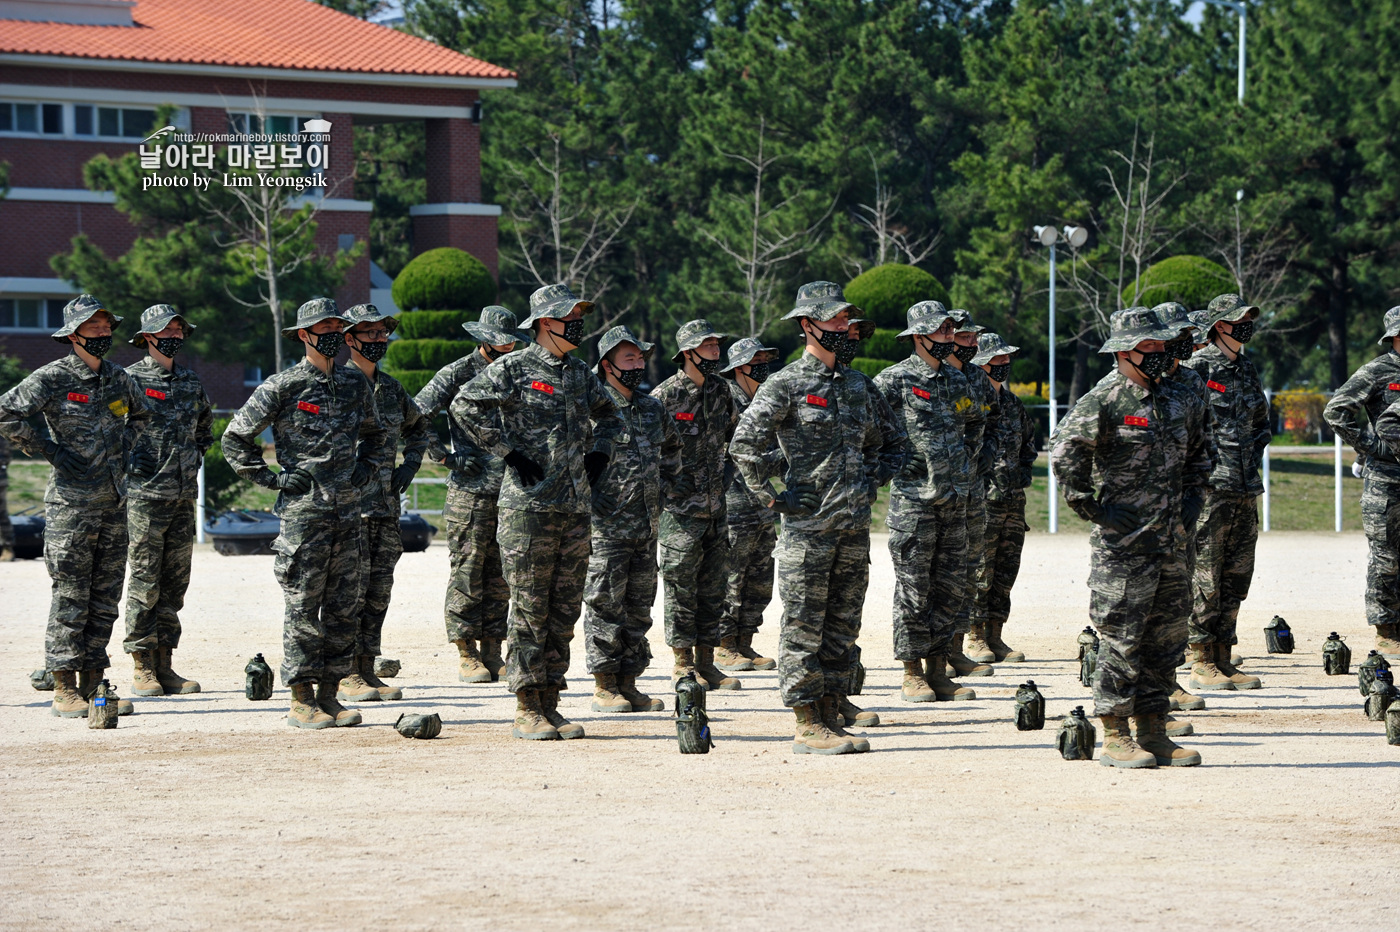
[953,491,987,634]
[1361,476,1400,629]
[979,494,1028,628]
[443,487,509,643]
[888,497,968,661]
[499,508,591,693]
[273,507,361,685]
[583,535,657,677]
[659,511,729,648]
[722,518,777,639]
[1089,546,1190,718]
[356,515,404,656]
[1189,491,1258,645]
[0,478,12,548]
[777,527,870,707]
[122,498,195,653]
[44,502,128,672]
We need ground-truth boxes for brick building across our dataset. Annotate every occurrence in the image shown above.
[0,0,513,405]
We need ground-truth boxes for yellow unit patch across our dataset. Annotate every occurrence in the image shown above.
[108,399,129,417]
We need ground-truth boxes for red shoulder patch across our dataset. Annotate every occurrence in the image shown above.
[1206,380,1227,393]
[1124,415,1149,427]
[297,401,320,414]
[806,394,828,407]
[1388,383,1400,391]
[67,392,89,403]
[145,388,166,400]
[911,386,932,400]
[675,412,695,421]
[530,380,554,395]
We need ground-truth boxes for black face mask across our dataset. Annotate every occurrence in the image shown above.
[988,362,1013,383]
[953,342,979,363]
[611,365,645,390]
[355,339,388,363]
[554,318,585,348]
[483,344,506,361]
[689,351,721,376]
[922,337,956,360]
[808,324,847,356]
[745,361,771,383]
[1227,319,1254,344]
[1133,350,1170,380]
[150,336,184,358]
[78,335,113,358]
[836,337,861,366]
[1165,335,1193,360]
[308,330,345,359]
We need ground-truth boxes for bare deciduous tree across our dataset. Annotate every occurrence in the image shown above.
[843,149,941,278]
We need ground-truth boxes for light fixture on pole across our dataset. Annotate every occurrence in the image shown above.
[1033,223,1088,534]
[1202,0,1247,105]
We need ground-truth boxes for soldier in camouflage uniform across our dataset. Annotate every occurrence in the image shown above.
[944,309,998,675]
[223,298,391,730]
[415,306,528,683]
[455,284,623,741]
[972,331,1036,664]
[0,294,149,718]
[121,304,212,698]
[1181,294,1268,691]
[719,337,782,673]
[0,432,12,562]
[1051,307,1211,768]
[731,281,905,755]
[337,304,431,704]
[654,320,742,689]
[584,326,680,713]
[1325,304,1400,661]
[875,301,976,702]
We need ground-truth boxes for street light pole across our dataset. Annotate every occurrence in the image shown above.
[1203,0,1246,105]
[1034,224,1087,534]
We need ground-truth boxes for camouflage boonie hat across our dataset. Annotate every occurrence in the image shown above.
[971,331,1020,366]
[1152,301,1194,339]
[847,318,876,341]
[670,319,731,364]
[595,325,654,377]
[782,281,859,322]
[1379,306,1400,346]
[722,336,778,374]
[522,283,594,329]
[463,305,528,345]
[281,297,347,336]
[949,308,985,335]
[897,300,954,341]
[1204,293,1260,329]
[52,293,121,344]
[343,303,399,334]
[1098,306,1182,353]
[128,303,193,347]
[1188,309,1210,344]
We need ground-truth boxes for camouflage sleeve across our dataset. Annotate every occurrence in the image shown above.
[1182,394,1212,500]
[1324,365,1379,453]
[586,370,622,457]
[223,380,282,486]
[659,405,682,498]
[1018,402,1038,489]
[1370,398,1400,449]
[454,364,510,459]
[730,380,790,507]
[116,368,151,460]
[1049,393,1102,522]
[0,370,52,455]
[195,385,214,456]
[869,383,907,486]
[398,391,432,467]
[413,367,457,463]
[354,377,392,474]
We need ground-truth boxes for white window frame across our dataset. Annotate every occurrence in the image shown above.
[0,295,68,333]
[0,96,187,141]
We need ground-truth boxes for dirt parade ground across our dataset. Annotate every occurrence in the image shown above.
[1,530,1396,929]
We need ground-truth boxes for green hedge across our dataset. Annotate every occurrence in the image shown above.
[862,327,904,362]
[391,369,438,399]
[1123,255,1235,309]
[396,310,475,341]
[391,247,496,312]
[850,357,896,378]
[845,264,949,329]
[385,339,467,372]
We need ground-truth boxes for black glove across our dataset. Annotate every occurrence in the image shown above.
[351,462,372,488]
[128,447,158,478]
[591,482,619,516]
[771,482,820,516]
[504,450,545,486]
[1094,502,1141,534]
[48,443,89,482]
[1182,493,1203,529]
[275,468,313,495]
[442,451,484,479]
[584,451,609,487]
[391,461,420,496]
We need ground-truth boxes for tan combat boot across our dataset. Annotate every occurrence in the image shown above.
[287,682,334,729]
[336,665,382,703]
[695,645,742,690]
[947,633,994,676]
[1376,623,1400,660]
[0,545,14,562]
[1215,643,1261,690]
[738,632,776,670]
[792,703,855,755]
[672,646,697,686]
[479,638,507,679]
[820,695,869,753]
[1133,712,1201,767]
[925,655,977,701]
[316,679,362,727]
[987,621,1025,662]
[453,638,492,684]
[80,669,133,715]
[964,623,997,664]
[1098,714,1158,769]
[512,689,560,740]
[50,670,87,718]
[155,647,200,694]
[618,674,664,712]
[130,650,164,697]
[1187,642,1235,691]
[540,687,584,739]
[1164,714,1194,737]
[714,635,754,672]
[358,654,402,700]
[1170,680,1206,711]
[839,695,879,727]
[901,661,937,703]
[591,672,633,713]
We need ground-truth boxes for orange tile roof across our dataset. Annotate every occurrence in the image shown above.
[0,0,514,80]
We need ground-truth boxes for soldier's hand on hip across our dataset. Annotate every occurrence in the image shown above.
[275,467,313,495]
[771,482,820,516]
[51,446,89,481]
[504,450,545,486]
[442,451,484,479]
[391,461,420,496]
[1095,502,1141,534]
[128,447,158,478]
[584,451,609,487]
[351,462,373,488]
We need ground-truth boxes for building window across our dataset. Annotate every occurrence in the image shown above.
[0,101,65,136]
[0,298,68,332]
[227,112,316,136]
[243,365,263,386]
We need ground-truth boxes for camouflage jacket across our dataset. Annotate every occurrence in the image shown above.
[875,355,975,511]
[591,384,679,539]
[724,379,781,525]
[952,360,999,494]
[731,352,906,533]
[0,354,150,508]
[1051,369,1210,556]
[124,357,213,502]
[222,358,390,518]
[351,364,432,519]
[987,387,1037,502]
[1182,344,1268,495]
[415,348,499,495]
[654,370,738,519]
[1325,349,1400,485]
[454,342,623,515]
[1164,363,1219,474]
[0,433,9,482]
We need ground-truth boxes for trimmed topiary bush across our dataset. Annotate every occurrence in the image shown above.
[1123,255,1236,309]
[396,310,475,341]
[845,264,950,330]
[862,327,904,362]
[392,370,438,399]
[392,248,496,312]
